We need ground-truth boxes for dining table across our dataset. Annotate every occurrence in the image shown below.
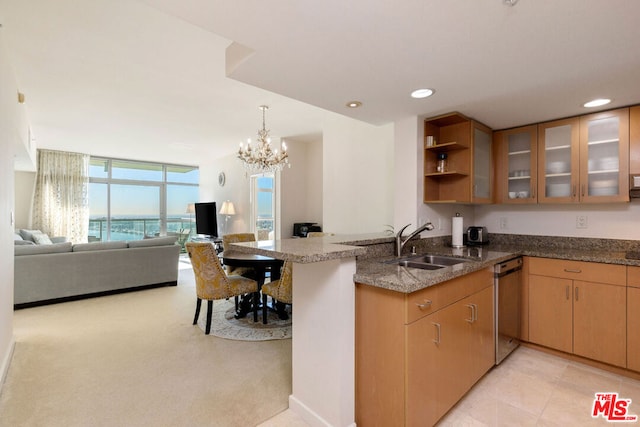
[221,251,283,322]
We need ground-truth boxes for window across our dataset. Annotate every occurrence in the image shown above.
[88,157,199,242]
[251,173,276,240]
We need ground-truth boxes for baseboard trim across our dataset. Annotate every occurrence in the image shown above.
[0,336,15,394]
[14,281,178,309]
[289,394,356,427]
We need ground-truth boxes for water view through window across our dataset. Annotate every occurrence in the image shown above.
[88,158,199,242]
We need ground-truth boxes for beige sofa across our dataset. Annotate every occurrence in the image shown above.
[14,236,181,308]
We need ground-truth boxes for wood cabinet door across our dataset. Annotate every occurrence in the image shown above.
[537,118,580,204]
[471,121,493,203]
[579,108,629,203]
[465,285,495,384]
[406,314,440,427]
[628,287,640,372]
[528,274,573,352]
[573,280,626,367]
[494,125,538,204]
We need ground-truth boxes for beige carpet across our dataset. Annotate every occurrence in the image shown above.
[0,262,292,427]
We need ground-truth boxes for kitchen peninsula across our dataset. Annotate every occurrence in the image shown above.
[230,233,640,427]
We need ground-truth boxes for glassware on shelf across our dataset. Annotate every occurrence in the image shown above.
[437,153,448,173]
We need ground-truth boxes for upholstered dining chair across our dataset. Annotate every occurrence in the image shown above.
[185,242,258,334]
[222,233,257,277]
[261,260,292,324]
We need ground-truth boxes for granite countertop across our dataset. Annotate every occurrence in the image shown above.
[355,241,640,294]
[228,238,367,263]
[227,232,640,294]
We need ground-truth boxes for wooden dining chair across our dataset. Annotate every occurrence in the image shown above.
[261,260,292,324]
[186,242,258,334]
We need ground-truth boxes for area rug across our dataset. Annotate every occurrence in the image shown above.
[196,299,292,341]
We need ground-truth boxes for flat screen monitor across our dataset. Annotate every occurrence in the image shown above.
[194,202,218,238]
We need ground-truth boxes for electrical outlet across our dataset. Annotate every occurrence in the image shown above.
[499,217,508,230]
[576,215,588,229]
[438,218,443,230]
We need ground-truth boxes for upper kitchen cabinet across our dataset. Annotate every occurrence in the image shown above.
[494,125,538,204]
[538,108,629,203]
[423,112,492,204]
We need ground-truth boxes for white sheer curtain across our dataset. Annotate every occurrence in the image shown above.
[32,149,90,243]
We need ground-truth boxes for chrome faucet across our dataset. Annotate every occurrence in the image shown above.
[395,222,435,257]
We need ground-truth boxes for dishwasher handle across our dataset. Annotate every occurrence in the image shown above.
[495,257,523,278]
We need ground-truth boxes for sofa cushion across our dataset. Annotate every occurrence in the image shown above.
[14,242,73,256]
[128,236,177,248]
[73,241,128,252]
[14,233,23,241]
[18,229,44,242]
[32,232,53,245]
[14,240,36,246]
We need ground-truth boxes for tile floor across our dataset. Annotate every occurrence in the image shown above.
[260,346,640,426]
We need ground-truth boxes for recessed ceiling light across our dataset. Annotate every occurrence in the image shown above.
[411,88,435,99]
[583,98,611,108]
[346,101,362,108]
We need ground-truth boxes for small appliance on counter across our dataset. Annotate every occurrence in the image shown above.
[466,226,489,245]
[293,222,322,238]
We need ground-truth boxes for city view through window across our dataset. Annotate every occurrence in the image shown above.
[88,158,199,242]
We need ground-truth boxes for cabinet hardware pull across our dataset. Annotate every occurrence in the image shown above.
[432,322,441,344]
[566,285,570,300]
[531,187,536,198]
[581,184,585,198]
[572,184,577,198]
[564,268,582,273]
[472,303,478,322]
[416,300,432,310]
[465,304,474,323]
[575,287,579,301]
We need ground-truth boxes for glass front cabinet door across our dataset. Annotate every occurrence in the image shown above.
[538,109,629,203]
[579,108,629,203]
[494,125,537,203]
[538,118,580,203]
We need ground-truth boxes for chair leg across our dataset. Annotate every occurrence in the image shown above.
[234,295,239,311]
[253,292,259,323]
[205,300,213,335]
[262,293,268,324]
[193,298,202,325]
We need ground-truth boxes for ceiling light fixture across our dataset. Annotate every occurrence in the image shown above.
[503,0,519,6]
[346,101,362,108]
[583,98,611,108]
[410,88,435,99]
[238,105,290,173]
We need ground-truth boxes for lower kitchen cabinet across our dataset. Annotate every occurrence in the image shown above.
[527,257,626,367]
[355,267,494,427]
[628,266,640,372]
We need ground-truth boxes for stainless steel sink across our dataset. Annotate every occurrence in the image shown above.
[384,254,468,270]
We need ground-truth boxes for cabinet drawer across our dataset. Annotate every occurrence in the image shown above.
[628,266,640,288]
[405,267,493,324]
[528,257,625,286]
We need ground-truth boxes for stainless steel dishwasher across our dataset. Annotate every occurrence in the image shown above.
[494,257,523,364]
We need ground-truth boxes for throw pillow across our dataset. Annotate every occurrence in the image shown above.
[32,232,53,245]
[19,229,44,242]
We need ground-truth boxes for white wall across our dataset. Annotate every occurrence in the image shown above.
[322,115,394,234]
[280,138,323,237]
[200,138,323,239]
[475,202,640,240]
[0,32,19,391]
[13,171,34,229]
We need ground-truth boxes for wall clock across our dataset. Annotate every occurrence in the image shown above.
[218,172,226,187]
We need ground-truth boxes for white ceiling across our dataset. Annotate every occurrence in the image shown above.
[3,0,640,168]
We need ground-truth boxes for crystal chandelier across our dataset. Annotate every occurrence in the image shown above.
[237,105,290,173]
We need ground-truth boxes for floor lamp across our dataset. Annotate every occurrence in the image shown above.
[219,200,236,235]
